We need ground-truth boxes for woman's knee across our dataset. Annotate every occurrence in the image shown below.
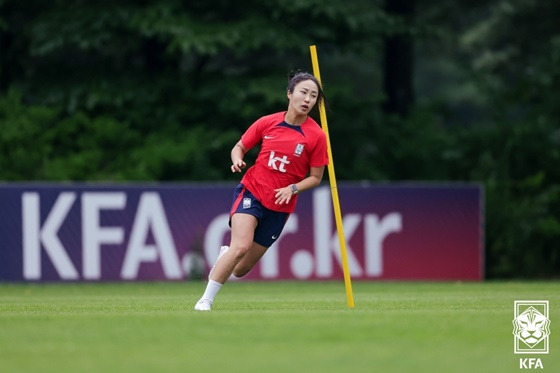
[230,244,251,261]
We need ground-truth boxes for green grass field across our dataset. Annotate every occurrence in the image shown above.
[0,281,558,372]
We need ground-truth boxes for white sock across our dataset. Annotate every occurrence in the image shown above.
[200,279,223,302]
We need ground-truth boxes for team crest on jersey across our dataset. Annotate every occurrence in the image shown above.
[294,143,304,156]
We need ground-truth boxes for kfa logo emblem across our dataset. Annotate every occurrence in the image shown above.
[513,300,550,354]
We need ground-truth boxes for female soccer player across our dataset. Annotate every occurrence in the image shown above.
[195,71,328,310]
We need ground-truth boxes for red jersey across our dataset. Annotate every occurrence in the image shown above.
[240,112,329,213]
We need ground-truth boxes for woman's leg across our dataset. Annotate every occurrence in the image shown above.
[232,242,268,278]
[209,213,258,283]
[194,213,258,311]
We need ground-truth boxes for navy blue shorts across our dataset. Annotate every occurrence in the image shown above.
[230,184,290,248]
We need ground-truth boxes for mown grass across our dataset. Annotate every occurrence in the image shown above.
[0,281,558,372]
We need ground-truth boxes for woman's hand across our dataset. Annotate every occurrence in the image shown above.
[231,159,246,173]
[274,185,295,205]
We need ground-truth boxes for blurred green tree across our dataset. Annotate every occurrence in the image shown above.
[411,0,560,278]
[0,0,388,181]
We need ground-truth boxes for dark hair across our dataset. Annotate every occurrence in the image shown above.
[286,70,325,107]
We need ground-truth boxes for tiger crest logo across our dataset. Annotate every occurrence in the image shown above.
[513,301,550,354]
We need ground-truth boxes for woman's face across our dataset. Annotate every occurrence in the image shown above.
[287,79,319,116]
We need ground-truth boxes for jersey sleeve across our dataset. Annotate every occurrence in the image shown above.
[310,131,329,167]
[240,116,267,150]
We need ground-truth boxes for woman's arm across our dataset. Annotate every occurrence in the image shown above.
[230,140,247,173]
[274,166,325,205]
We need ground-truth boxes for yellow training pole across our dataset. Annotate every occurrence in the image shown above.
[309,45,355,308]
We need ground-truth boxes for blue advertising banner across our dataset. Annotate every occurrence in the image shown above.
[0,182,483,282]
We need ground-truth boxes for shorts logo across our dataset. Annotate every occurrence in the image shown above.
[294,143,304,156]
[243,197,252,209]
[513,300,550,354]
